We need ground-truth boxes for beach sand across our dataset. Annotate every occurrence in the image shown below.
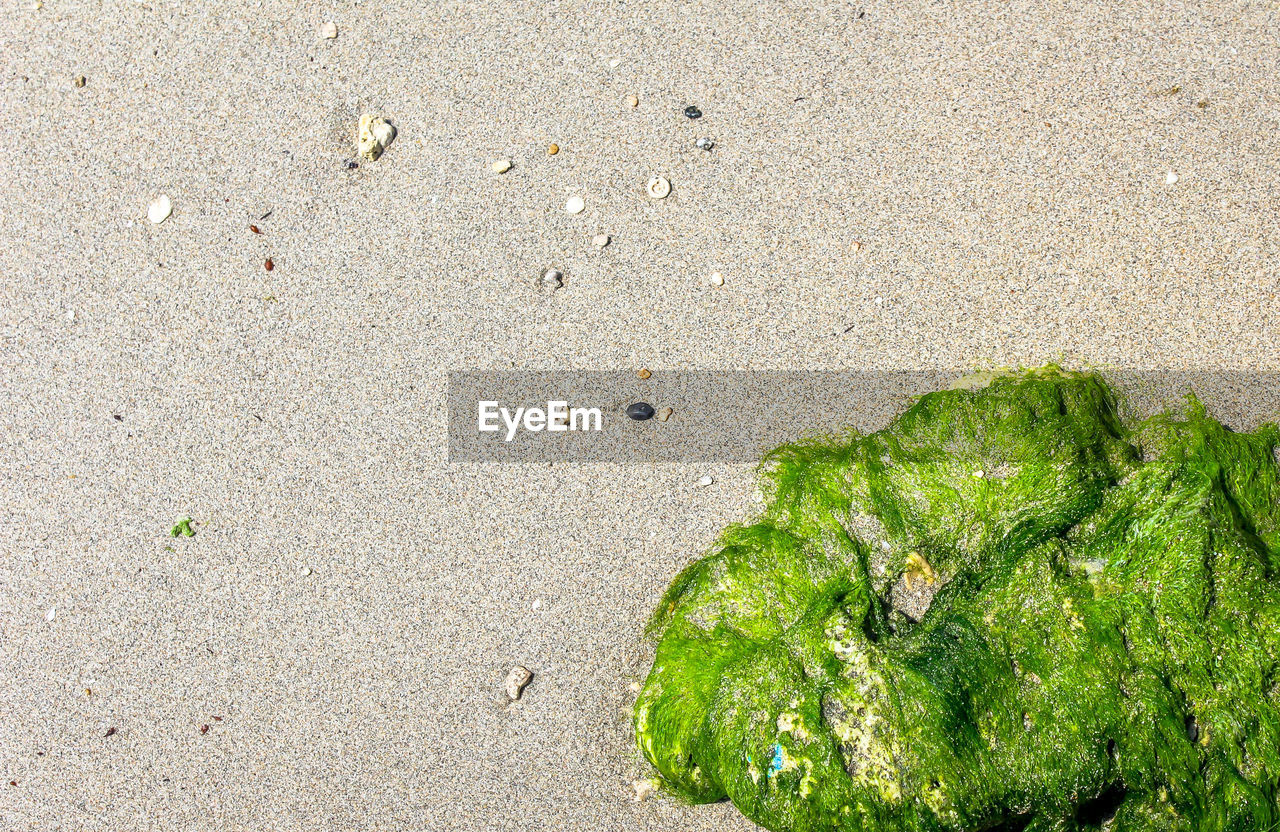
[3,1,1279,829]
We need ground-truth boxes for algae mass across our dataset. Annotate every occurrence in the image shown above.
[635,369,1280,831]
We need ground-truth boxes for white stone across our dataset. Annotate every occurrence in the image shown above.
[709,271,724,286]
[320,21,337,39]
[504,665,533,700]
[646,176,671,199]
[357,114,396,161]
[698,475,714,487]
[147,194,172,224]
[592,234,610,248]
[564,196,585,214]
[491,158,512,174]
[45,606,56,622]
[1165,170,1178,184]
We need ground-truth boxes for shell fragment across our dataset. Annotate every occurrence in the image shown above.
[646,176,671,199]
[565,196,585,214]
[147,194,172,224]
[357,114,396,161]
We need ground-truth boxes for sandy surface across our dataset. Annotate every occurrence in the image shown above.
[3,0,1280,829]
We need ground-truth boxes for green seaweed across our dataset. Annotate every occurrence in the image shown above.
[170,517,195,538]
[635,368,1280,831]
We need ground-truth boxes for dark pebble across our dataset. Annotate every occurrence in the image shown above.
[344,159,359,170]
[626,402,656,421]
[684,105,702,119]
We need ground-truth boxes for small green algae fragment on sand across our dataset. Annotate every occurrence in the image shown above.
[636,368,1280,832]
[170,517,195,538]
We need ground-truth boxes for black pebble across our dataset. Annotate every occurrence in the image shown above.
[684,105,702,119]
[344,159,359,170]
[626,402,656,421]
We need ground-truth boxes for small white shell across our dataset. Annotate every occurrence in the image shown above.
[491,158,512,174]
[357,114,396,161]
[646,176,671,199]
[147,194,172,224]
[592,233,610,248]
[564,196,585,214]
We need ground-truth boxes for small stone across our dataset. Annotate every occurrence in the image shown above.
[626,402,655,421]
[301,566,312,576]
[319,21,337,39]
[505,665,533,700]
[45,606,56,622]
[592,233,610,248]
[628,681,642,693]
[646,176,671,199]
[531,598,541,610]
[547,143,560,156]
[73,75,86,88]
[626,94,639,107]
[698,475,714,487]
[357,114,396,161]
[1165,170,1178,185]
[344,159,359,170]
[684,105,702,119]
[694,137,714,150]
[609,58,622,68]
[709,271,725,286]
[264,258,274,271]
[565,196,585,214]
[656,407,673,422]
[537,268,564,291]
[637,368,651,380]
[147,194,172,224]
[973,470,985,479]
[491,158,512,174]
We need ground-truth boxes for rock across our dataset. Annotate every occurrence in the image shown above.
[505,665,533,700]
[626,95,639,107]
[491,158,512,174]
[637,368,651,379]
[565,196,585,214]
[357,114,396,161]
[147,194,172,224]
[709,271,725,286]
[694,137,714,150]
[684,105,702,119]
[319,21,337,39]
[73,75,86,88]
[547,143,559,155]
[626,402,655,421]
[698,475,714,487]
[656,407,673,422]
[1165,170,1178,185]
[592,233,610,248]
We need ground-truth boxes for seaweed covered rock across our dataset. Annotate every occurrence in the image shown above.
[635,369,1280,831]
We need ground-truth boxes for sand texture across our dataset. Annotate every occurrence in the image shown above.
[3,0,1280,829]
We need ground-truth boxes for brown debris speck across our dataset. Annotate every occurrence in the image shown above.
[200,724,210,734]
[250,225,261,234]
[104,727,116,737]
[264,258,274,271]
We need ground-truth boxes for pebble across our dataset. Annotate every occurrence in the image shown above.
[565,196,585,214]
[73,75,86,88]
[592,233,610,248]
[637,368,651,380]
[319,21,337,39]
[609,58,622,68]
[147,194,172,224]
[656,407,673,422]
[45,606,56,622]
[357,114,396,161]
[491,158,512,174]
[626,402,655,421]
[709,271,725,286]
[698,475,714,487]
[547,143,560,156]
[684,105,703,119]
[973,470,985,479]
[537,268,564,291]
[504,665,533,700]
[1165,170,1179,185]
[646,176,671,199]
[626,95,639,108]
[694,137,714,150]
[301,566,313,576]
[531,598,541,610]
